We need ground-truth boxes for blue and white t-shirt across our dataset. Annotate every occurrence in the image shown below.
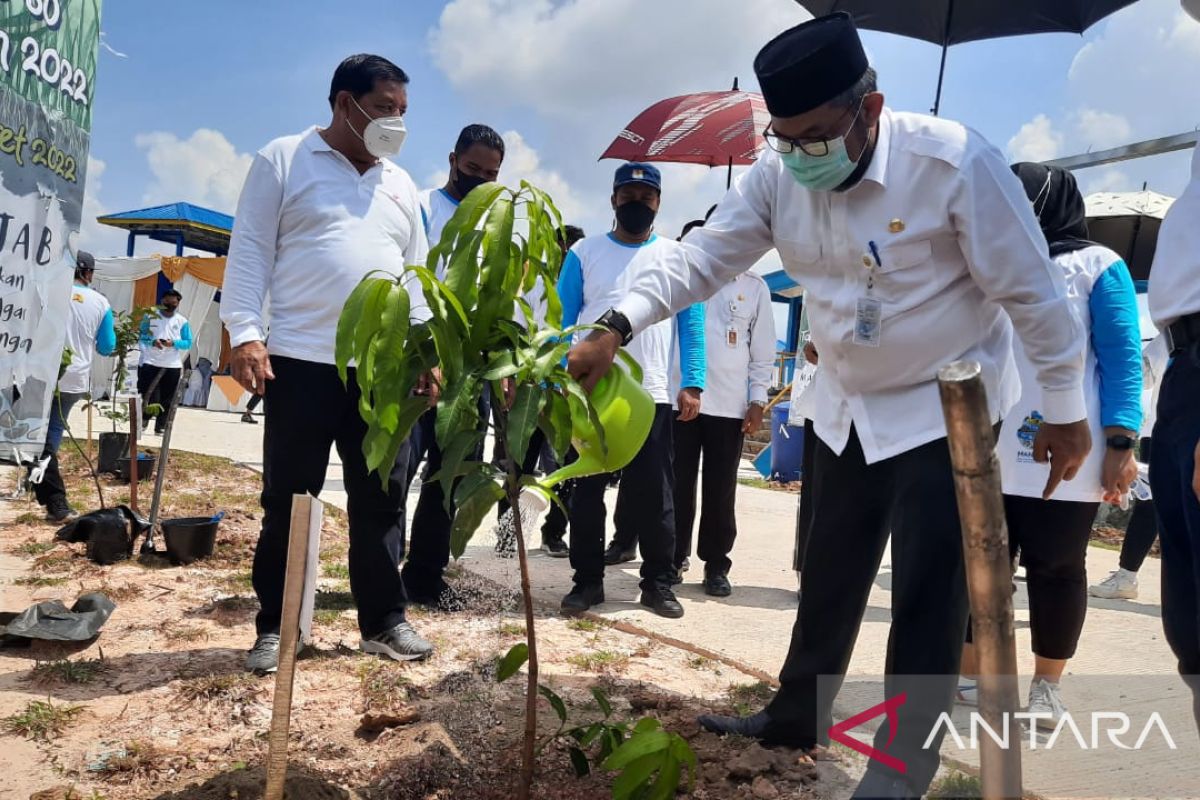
[139,311,193,369]
[421,188,460,277]
[558,233,705,404]
[59,284,115,394]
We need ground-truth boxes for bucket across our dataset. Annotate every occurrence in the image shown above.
[98,432,129,474]
[115,453,156,482]
[769,402,804,482]
[161,516,220,564]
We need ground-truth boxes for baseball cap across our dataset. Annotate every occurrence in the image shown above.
[76,251,95,270]
[613,162,662,192]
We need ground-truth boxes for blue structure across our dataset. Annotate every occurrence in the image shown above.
[97,202,233,257]
[763,268,804,382]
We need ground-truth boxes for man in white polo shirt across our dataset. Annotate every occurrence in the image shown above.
[138,288,192,434]
[222,54,433,673]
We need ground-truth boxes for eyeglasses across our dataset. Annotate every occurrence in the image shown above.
[762,99,864,157]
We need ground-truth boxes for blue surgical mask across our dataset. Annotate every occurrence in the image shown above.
[781,137,858,192]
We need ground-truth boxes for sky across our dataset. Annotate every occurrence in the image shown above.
[82,0,1200,299]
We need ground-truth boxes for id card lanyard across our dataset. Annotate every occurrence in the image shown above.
[854,241,883,347]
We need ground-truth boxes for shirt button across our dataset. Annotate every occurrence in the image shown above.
[862,255,873,268]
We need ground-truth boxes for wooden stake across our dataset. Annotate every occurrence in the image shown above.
[87,400,94,461]
[128,397,139,512]
[937,361,1023,800]
[265,494,322,800]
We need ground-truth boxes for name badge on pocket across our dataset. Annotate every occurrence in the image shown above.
[726,326,738,348]
[854,297,882,347]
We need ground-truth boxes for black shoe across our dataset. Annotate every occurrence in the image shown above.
[241,412,258,424]
[640,585,684,619]
[698,710,773,739]
[560,583,604,615]
[45,500,77,523]
[603,541,637,565]
[668,569,683,587]
[852,770,920,799]
[703,572,732,597]
[543,536,569,558]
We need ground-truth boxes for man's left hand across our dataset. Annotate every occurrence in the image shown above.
[1032,419,1092,500]
[1100,444,1137,506]
[677,388,701,422]
[742,402,765,434]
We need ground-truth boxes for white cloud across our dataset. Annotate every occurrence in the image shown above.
[1007,114,1064,162]
[496,130,587,223]
[133,128,253,213]
[1072,109,1132,151]
[77,155,129,258]
[1078,166,1132,195]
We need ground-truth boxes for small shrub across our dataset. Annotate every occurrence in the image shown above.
[498,621,526,637]
[161,622,208,643]
[357,660,412,710]
[567,617,605,633]
[30,658,108,686]
[13,539,56,557]
[175,673,262,707]
[14,575,67,587]
[3,699,85,740]
[94,741,166,782]
[567,650,630,675]
[321,562,350,580]
[927,771,983,799]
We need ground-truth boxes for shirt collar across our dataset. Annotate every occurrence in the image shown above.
[606,232,658,249]
[438,187,461,206]
[304,125,393,173]
[859,107,893,189]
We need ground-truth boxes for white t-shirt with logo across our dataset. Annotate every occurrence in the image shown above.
[59,284,112,394]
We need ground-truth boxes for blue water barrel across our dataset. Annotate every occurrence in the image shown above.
[769,402,804,482]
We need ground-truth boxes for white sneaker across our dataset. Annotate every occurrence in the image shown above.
[955,678,978,707]
[1089,568,1138,600]
[1026,679,1067,731]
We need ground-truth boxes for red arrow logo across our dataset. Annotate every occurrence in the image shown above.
[827,693,908,774]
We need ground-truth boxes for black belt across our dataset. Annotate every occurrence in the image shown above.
[1167,311,1200,356]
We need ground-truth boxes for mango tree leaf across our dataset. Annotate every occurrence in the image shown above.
[670,736,698,789]
[496,642,528,682]
[504,384,544,468]
[615,349,645,385]
[602,730,670,771]
[567,747,590,778]
[353,279,393,367]
[610,752,665,800]
[481,351,518,380]
[336,277,380,382]
[442,228,485,309]
[633,718,662,734]
[592,687,613,718]
[449,473,504,559]
[538,685,568,723]
[644,753,682,800]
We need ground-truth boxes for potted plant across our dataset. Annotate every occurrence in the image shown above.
[338,182,692,799]
[90,306,155,473]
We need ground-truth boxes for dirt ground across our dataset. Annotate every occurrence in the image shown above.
[1,448,862,800]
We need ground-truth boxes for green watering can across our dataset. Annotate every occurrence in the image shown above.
[541,361,655,487]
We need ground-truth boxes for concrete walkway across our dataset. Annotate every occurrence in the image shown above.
[65,405,1200,798]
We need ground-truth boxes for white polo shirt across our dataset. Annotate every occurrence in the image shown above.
[222,126,429,365]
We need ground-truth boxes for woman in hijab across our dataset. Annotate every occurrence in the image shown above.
[959,163,1143,726]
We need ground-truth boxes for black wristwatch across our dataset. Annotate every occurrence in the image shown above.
[596,308,634,346]
[1106,434,1136,451]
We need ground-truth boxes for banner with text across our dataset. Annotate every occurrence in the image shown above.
[1,0,102,464]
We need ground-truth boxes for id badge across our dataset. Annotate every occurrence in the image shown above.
[854,297,882,347]
[726,326,738,348]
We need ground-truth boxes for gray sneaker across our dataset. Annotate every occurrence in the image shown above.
[245,633,281,674]
[361,622,434,662]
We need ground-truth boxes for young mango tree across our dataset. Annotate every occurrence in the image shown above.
[336,182,693,799]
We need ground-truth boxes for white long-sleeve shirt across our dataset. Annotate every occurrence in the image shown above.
[221,127,429,365]
[1149,144,1200,330]
[616,108,1086,464]
[672,272,776,420]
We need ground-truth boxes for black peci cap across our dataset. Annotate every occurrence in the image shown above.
[754,12,869,118]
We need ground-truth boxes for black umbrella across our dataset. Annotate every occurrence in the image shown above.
[797,0,1141,114]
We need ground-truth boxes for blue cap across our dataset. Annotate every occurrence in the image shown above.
[613,162,662,192]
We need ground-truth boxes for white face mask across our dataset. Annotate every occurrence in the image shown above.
[349,97,407,159]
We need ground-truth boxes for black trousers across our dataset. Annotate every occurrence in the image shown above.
[764,427,969,794]
[1149,343,1200,719]
[793,419,817,573]
[137,364,181,433]
[673,414,744,576]
[965,495,1098,660]
[569,404,676,591]
[254,356,412,638]
[33,391,84,508]
[1120,437,1158,572]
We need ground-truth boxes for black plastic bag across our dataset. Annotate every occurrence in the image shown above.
[56,505,150,565]
[1,592,115,641]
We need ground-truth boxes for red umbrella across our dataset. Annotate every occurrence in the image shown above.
[600,83,770,187]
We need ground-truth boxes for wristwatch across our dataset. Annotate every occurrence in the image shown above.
[595,308,633,346]
[749,400,766,409]
[1105,434,1136,451]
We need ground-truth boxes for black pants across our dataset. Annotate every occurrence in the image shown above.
[254,356,412,638]
[1149,343,1200,719]
[1120,437,1158,572]
[764,427,968,794]
[965,494,1097,660]
[33,392,84,508]
[569,404,676,591]
[137,364,181,433]
[245,393,263,413]
[673,414,744,576]
[794,420,817,573]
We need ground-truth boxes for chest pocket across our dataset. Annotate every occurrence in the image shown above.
[774,239,821,273]
[873,239,933,305]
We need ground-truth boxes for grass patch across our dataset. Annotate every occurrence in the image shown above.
[567,650,630,675]
[3,699,85,740]
[91,582,144,602]
[728,680,774,715]
[357,661,412,710]
[313,608,344,626]
[498,621,526,637]
[94,740,166,781]
[30,658,108,686]
[211,595,257,612]
[687,655,719,672]
[161,622,209,644]
[32,552,75,572]
[216,570,255,592]
[14,575,67,587]
[13,539,56,557]
[321,562,350,580]
[927,771,983,799]
[737,477,771,490]
[314,590,355,611]
[174,672,262,707]
[567,617,605,633]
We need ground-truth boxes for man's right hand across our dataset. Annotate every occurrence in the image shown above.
[567,329,621,392]
[231,341,274,395]
[803,341,819,366]
[1032,419,1092,500]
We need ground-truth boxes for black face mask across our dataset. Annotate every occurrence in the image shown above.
[453,169,488,199]
[615,201,656,236]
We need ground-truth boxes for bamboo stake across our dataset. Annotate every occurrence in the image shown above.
[937,361,1023,800]
[127,397,139,512]
[265,494,320,800]
[86,399,93,461]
